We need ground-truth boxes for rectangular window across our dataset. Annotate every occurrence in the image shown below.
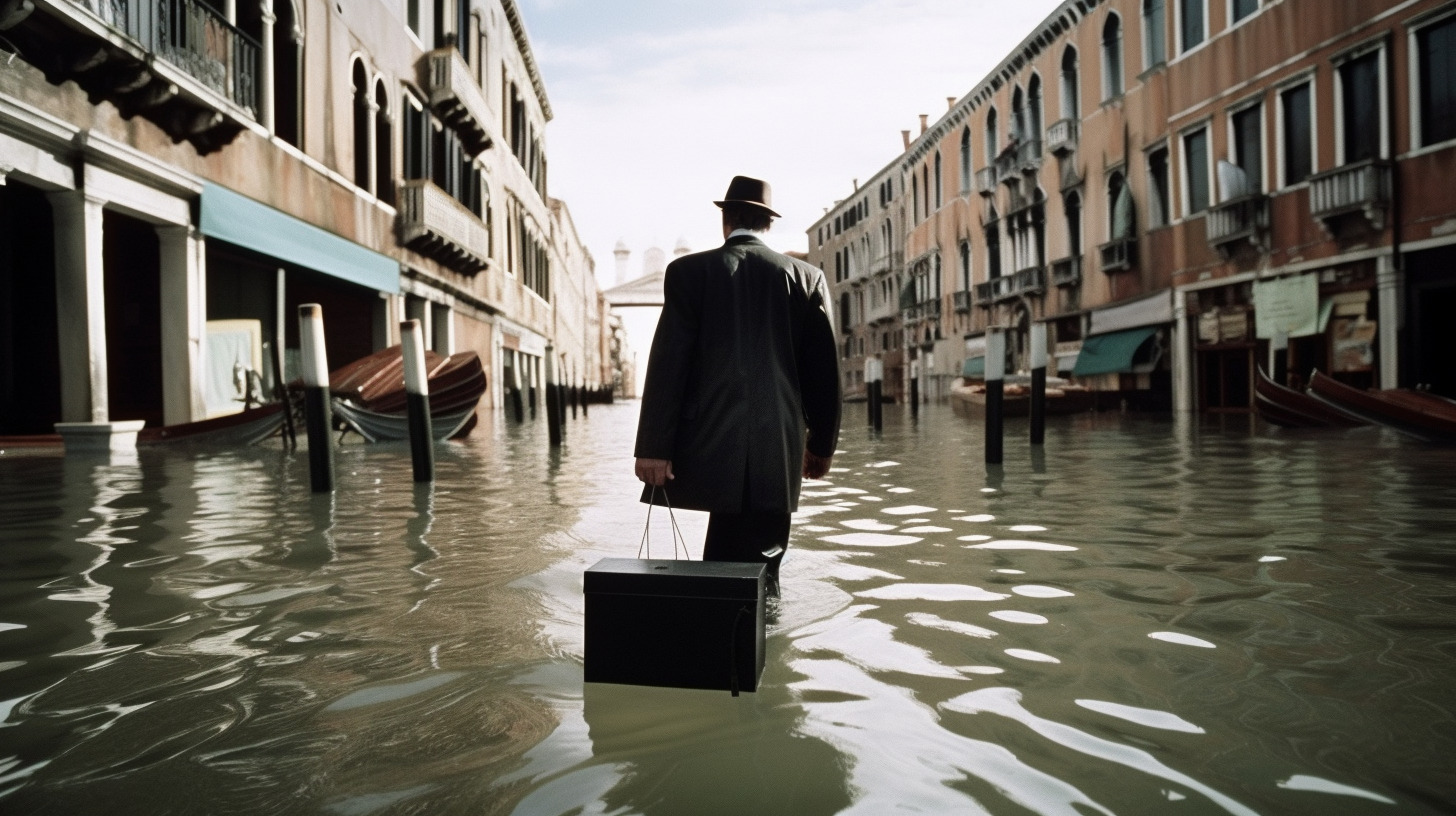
[1231,0,1258,24]
[404,97,429,180]
[1281,82,1313,185]
[1180,0,1205,53]
[1340,51,1381,163]
[1183,126,1210,214]
[1144,0,1166,68]
[1419,16,1456,146]
[1232,104,1262,194]
[1147,146,1170,226]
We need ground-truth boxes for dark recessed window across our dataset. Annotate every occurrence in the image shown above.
[1183,127,1209,214]
[1420,15,1456,146]
[1340,51,1381,164]
[1281,82,1313,185]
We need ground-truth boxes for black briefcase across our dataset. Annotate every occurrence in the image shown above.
[583,558,765,694]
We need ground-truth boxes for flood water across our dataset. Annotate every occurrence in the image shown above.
[2,402,1455,815]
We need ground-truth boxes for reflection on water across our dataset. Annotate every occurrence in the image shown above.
[2,404,1456,813]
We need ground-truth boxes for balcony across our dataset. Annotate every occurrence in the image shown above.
[953,290,972,312]
[1207,193,1269,255]
[425,47,494,157]
[1046,118,1078,156]
[995,150,1020,189]
[975,166,998,196]
[921,298,942,319]
[1016,137,1043,174]
[866,297,898,325]
[6,0,260,153]
[871,251,903,276]
[1050,256,1082,287]
[1099,237,1137,273]
[398,179,492,274]
[1309,159,1392,233]
[973,267,1045,305]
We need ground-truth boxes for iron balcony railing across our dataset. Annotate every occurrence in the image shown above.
[975,166,998,196]
[91,0,260,114]
[995,150,1020,187]
[399,179,492,274]
[1049,256,1082,287]
[1099,237,1137,273]
[973,267,1045,304]
[1207,193,1270,250]
[1045,118,1078,156]
[426,47,494,157]
[921,298,942,318]
[953,290,972,312]
[1309,159,1392,231]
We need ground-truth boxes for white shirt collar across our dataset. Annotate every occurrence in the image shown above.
[727,228,767,241]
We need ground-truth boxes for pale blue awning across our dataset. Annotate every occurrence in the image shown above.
[962,356,986,377]
[200,183,400,294]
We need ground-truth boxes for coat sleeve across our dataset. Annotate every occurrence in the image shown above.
[798,268,842,459]
[634,261,700,460]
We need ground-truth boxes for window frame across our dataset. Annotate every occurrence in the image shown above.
[1175,0,1208,57]
[1101,12,1125,101]
[1275,72,1317,188]
[1145,141,1171,227]
[1410,6,1456,151]
[1226,95,1267,196]
[1060,45,1080,120]
[1228,0,1262,28]
[1179,121,1213,218]
[1142,0,1167,70]
[1333,39,1390,166]
[960,128,973,194]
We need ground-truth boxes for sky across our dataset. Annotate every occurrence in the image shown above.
[520,0,1068,290]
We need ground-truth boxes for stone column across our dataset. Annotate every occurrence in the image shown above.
[48,191,108,423]
[1376,253,1401,390]
[158,224,207,426]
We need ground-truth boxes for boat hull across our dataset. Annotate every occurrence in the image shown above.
[1307,371,1456,443]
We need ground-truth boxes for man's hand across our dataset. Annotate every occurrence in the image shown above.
[803,450,832,480]
[635,457,674,486]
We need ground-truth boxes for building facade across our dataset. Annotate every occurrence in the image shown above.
[0,0,611,440]
[811,0,1456,412]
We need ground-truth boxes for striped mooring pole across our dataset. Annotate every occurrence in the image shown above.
[401,319,435,483]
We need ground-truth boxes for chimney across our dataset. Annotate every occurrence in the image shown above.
[919,114,929,134]
[852,178,859,190]
[947,96,957,110]
[901,129,911,149]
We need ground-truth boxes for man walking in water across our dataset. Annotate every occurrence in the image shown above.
[634,175,842,590]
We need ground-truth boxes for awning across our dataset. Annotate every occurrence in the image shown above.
[1087,292,1173,336]
[964,334,987,357]
[200,183,400,294]
[1072,326,1158,376]
[962,356,986,377]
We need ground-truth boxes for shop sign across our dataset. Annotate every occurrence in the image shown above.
[1254,275,1319,339]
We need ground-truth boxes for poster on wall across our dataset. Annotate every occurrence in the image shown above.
[1331,318,1377,373]
[1254,275,1319,339]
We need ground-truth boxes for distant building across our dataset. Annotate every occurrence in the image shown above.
[810,0,1456,411]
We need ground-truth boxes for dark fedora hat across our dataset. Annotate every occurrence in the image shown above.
[713,175,781,218]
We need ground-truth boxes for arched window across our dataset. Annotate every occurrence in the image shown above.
[1102,14,1124,100]
[986,107,999,158]
[352,59,371,191]
[959,128,972,192]
[374,79,393,205]
[1060,46,1079,120]
[839,292,852,334]
[1064,191,1083,256]
[960,241,971,291]
[1012,86,1026,142]
[934,151,942,209]
[986,206,1002,279]
[1108,171,1134,240]
[1028,74,1044,148]
[911,174,920,222]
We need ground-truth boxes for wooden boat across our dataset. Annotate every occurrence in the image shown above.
[1254,367,1365,428]
[327,346,487,441]
[1307,370,1456,443]
[331,400,477,443]
[138,402,289,446]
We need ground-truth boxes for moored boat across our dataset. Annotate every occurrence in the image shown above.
[1307,370,1456,443]
[138,402,289,446]
[327,346,487,441]
[949,378,1096,418]
[1254,367,1365,428]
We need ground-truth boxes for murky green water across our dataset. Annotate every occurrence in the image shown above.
[2,404,1454,814]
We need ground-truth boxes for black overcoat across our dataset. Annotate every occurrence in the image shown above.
[634,234,841,513]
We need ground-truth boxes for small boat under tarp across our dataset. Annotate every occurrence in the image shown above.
[1307,370,1456,443]
[1254,367,1366,428]
[331,401,477,443]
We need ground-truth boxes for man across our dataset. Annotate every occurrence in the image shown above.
[634,175,842,588]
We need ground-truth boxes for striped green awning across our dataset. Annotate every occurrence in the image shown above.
[1072,326,1158,376]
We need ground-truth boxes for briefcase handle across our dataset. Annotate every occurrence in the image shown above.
[638,486,690,560]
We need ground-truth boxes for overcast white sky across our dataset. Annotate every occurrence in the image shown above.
[522,0,1066,289]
